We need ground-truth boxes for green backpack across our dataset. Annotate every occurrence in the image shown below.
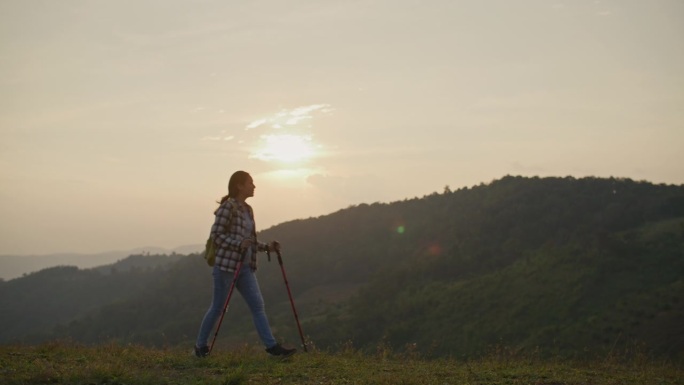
[203,202,238,267]
[203,236,218,266]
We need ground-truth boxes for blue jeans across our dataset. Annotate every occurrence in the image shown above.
[196,265,277,349]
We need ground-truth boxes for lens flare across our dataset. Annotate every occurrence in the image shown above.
[427,243,442,256]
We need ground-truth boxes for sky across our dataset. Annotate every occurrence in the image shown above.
[1,0,682,255]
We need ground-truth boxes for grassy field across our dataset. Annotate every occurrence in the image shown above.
[1,342,681,385]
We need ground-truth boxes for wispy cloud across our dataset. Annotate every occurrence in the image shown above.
[245,104,333,131]
[201,135,234,142]
[246,119,268,130]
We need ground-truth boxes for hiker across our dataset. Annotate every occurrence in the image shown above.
[194,170,296,358]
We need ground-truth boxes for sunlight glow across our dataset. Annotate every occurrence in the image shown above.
[251,134,316,163]
[245,104,332,166]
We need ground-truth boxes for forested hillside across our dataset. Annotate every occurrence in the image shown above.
[0,255,183,343]
[2,176,682,359]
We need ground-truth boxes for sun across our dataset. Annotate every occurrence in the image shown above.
[251,134,316,164]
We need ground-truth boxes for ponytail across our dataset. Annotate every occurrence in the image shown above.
[217,195,230,205]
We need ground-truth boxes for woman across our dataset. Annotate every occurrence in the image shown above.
[195,171,296,357]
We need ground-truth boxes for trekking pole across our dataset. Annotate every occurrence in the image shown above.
[270,249,308,352]
[209,247,248,354]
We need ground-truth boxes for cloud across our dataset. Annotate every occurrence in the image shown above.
[246,119,268,130]
[290,104,332,116]
[201,135,234,142]
[246,104,333,131]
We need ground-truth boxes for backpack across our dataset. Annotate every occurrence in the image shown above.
[203,236,218,266]
[203,201,238,267]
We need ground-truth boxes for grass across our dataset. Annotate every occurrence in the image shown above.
[1,342,681,385]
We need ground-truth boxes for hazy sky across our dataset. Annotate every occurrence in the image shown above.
[1,0,682,255]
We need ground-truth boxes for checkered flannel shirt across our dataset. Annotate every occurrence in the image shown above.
[211,198,268,272]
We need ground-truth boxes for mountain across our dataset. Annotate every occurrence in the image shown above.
[0,253,184,343]
[1,176,682,359]
[0,245,202,281]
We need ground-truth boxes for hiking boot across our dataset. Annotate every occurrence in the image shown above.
[194,345,210,358]
[266,344,296,357]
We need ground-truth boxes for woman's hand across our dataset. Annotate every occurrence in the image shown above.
[239,238,254,250]
[268,241,281,252]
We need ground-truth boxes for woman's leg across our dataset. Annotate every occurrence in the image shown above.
[195,266,231,349]
[236,267,278,348]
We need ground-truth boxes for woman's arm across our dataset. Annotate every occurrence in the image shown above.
[211,202,242,250]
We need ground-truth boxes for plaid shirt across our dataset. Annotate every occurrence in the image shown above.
[210,198,268,272]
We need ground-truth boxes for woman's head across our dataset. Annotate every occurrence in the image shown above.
[227,171,253,198]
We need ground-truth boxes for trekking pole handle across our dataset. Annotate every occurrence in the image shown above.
[266,241,280,263]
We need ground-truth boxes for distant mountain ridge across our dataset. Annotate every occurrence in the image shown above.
[0,244,202,281]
